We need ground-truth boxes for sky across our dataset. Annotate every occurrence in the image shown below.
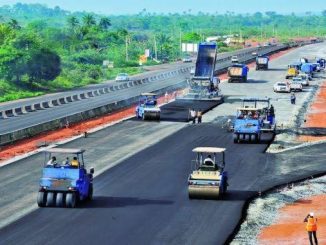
[0,0,326,15]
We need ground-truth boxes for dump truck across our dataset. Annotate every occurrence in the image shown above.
[188,147,228,199]
[181,42,221,99]
[256,55,269,70]
[233,98,276,143]
[135,93,161,120]
[228,64,249,83]
[286,63,301,79]
[37,148,94,208]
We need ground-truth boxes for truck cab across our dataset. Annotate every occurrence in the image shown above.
[286,63,301,79]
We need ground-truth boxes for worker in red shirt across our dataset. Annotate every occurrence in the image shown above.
[304,212,318,245]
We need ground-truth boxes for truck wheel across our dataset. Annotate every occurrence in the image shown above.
[244,134,250,141]
[66,193,77,208]
[142,114,146,120]
[250,134,257,142]
[37,191,47,207]
[233,134,239,143]
[56,193,64,207]
[46,192,55,207]
[87,184,93,201]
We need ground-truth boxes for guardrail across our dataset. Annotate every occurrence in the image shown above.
[0,41,314,145]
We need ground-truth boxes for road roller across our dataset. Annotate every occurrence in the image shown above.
[135,93,161,120]
[37,148,94,208]
[188,147,228,199]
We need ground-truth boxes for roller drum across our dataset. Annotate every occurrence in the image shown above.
[143,111,160,120]
[188,185,220,199]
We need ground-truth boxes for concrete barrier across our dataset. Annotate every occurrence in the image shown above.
[0,111,8,119]
[58,98,67,104]
[52,99,60,106]
[87,91,94,97]
[14,107,24,115]
[72,94,80,101]
[0,80,188,146]
[66,96,73,102]
[104,88,110,93]
[34,103,44,110]
[109,86,115,92]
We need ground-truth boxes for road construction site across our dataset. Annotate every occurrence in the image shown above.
[0,42,325,245]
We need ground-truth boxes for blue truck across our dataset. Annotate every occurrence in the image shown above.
[135,93,161,120]
[300,63,314,78]
[233,98,276,143]
[37,148,94,208]
[228,64,249,83]
[185,42,221,99]
[255,55,269,70]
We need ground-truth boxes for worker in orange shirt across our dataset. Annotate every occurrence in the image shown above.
[304,212,318,245]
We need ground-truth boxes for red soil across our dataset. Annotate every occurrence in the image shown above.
[258,195,326,245]
[298,81,326,142]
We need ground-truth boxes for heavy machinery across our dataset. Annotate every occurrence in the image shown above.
[181,42,221,100]
[227,64,249,83]
[286,63,301,79]
[135,93,161,120]
[300,63,314,78]
[316,58,326,69]
[37,148,94,208]
[188,147,228,199]
[233,98,276,143]
[255,55,269,70]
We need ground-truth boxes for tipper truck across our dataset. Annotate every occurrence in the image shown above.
[188,147,228,199]
[182,42,221,99]
[256,55,269,70]
[228,64,249,83]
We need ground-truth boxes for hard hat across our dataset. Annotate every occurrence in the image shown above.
[310,212,314,216]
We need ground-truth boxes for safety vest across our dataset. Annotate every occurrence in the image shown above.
[306,217,317,232]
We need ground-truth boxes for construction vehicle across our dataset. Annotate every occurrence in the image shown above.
[37,148,94,208]
[228,64,249,83]
[188,147,228,199]
[316,58,326,69]
[286,63,301,79]
[181,42,221,99]
[300,63,314,78]
[255,55,269,70]
[233,98,276,143]
[135,93,161,120]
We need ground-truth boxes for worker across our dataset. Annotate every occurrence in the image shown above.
[46,156,57,167]
[70,157,79,168]
[304,212,318,245]
[204,155,214,166]
[63,157,70,166]
[190,108,196,124]
[269,104,275,116]
[291,92,296,104]
[197,110,202,123]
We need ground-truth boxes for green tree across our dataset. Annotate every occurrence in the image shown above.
[7,19,21,30]
[99,17,111,30]
[27,48,61,82]
[82,14,96,27]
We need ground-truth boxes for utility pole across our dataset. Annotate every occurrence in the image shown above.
[179,29,182,58]
[260,23,263,40]
[154,35,158,60]
[125,36,129,62]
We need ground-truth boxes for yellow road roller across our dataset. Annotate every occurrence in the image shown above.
[188,147,228,199]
